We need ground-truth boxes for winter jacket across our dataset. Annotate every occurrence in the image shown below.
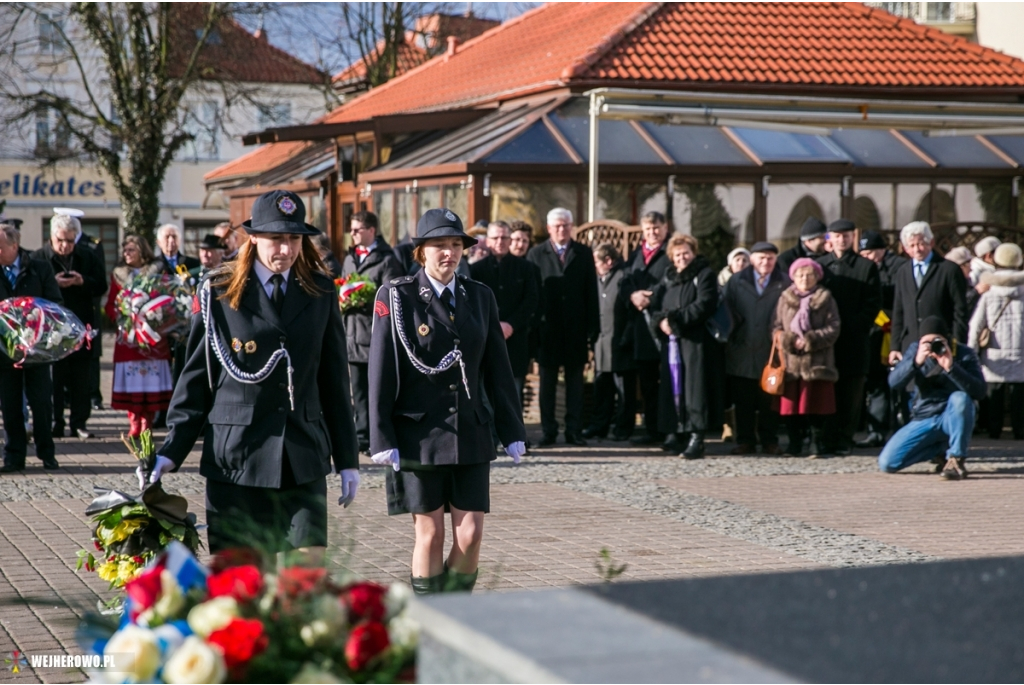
[620,243,672,362]
[889,341,986,420]
[969,257,996,287]
[722,265,789,379]
[816,249,881,376]
[968,269,1024,383]
[592,262,634,373]
[890,253,968,352]
[773,286,841,383]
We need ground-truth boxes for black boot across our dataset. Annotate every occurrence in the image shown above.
[410,571,447,595]
[682,432,705,460]
[444,567,479,593]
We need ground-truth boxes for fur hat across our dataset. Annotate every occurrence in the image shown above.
[944,246,972,266]
[974,236,1001,257]
[994,242,1023,269]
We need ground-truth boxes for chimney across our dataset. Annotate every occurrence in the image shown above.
[446,35,458,60]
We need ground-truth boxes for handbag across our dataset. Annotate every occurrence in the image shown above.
[760,330,786,396]
[978,295,1014,350]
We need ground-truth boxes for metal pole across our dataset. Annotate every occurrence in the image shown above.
[588,92,600,223]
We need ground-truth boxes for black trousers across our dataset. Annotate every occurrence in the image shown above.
[588,370,635,437]
[730,375,780,447]
[822,374,865,449]
[539,362,584,438]
[986,383,1024,438]
[0,365,54,465]
[635,359,662,439]
[349,362,370,450]
[863,375,892,436]
[53,353,91,431]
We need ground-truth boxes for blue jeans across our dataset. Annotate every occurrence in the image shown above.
[878,391,974,473]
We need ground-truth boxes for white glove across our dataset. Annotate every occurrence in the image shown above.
[371,449,400,471]
[504,441,526,465]
[137,455,175,490]
[338,468,360,508]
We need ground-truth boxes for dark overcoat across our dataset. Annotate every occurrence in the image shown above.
[723,265,790,379]
[594,262,634,373]
[469,253,539,377]
[161,253,200,275]
[890,253,968,352]
[878,250,909,315]
[620,243,671,362]
[341,238,405,364]
[649,256,722,434]
[32,243,107,360]
[0,247,64,363]
[526,240,599,367]
[816,249,881,376]
[777,240,819,274]
[160,268,358,488]
[368,270,526,466]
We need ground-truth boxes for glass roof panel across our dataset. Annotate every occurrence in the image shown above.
[981,136,1024,166]
[900,130,1010,168]
[483,120,575,164]
[549,102,664,164]
[827,129,929,167]
[730,127,852,163]
[639,122,753,166]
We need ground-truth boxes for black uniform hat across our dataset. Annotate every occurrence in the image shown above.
[800,217,827,240]
[412,208,477,247]
[242,190,320,236]
[828,218,856,233]
[859,230,887,251]
[199,234,226,250]
[750,241,778,254]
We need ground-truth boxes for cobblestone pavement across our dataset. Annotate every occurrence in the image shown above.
[1,351,1022,681]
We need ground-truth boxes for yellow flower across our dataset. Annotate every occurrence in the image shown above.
[97,561,120,583]
[110,518,147,543]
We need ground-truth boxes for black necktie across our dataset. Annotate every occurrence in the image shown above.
[440,288,455,322]
[270,274,285,313]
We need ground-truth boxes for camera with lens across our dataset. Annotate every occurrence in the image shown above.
[927,338,947,357]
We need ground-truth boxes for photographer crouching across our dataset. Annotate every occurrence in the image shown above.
[879,316,986,479]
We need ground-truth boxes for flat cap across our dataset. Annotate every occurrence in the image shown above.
[859,230,887,251]
[828,218,856,233]
[800,217,827,240]
[750,241,778,254]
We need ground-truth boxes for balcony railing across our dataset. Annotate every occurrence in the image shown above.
[867,2,976,24]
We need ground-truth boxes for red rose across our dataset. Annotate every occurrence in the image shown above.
[344,582,387,622]
[207,565,264,603]
[208,618,268,671]
[278,566,327,598]
[209,547,264,574]
[125,565,164,616]
[345,621,390,671]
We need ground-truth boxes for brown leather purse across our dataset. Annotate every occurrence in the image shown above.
[761,331,786,396]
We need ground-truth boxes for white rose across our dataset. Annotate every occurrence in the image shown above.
[104,625,161,683]
[148,570,185,622]
[187,596,238,638]
[162,636,226,684]
[387,613,419,649]
[290,663,344,684]
[384,582,412,619]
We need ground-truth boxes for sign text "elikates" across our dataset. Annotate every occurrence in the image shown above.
[0,173,106,197]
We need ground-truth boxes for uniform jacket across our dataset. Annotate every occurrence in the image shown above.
[889,341,986,420]
[469,253,540,377]
[723,265,790,379]
[160,268,358,487]
[968,269,1024,383]
[817,249,881,376]
[341,238,405,364]
[774,286,841,383]
[890,253,968,352]
[32,243,107,361]
[649,256,722,433]
[526,240,599,367]
[368,269,526,466]
[620,243,671,362]
[593,262,633,373]
[0,248,63,367]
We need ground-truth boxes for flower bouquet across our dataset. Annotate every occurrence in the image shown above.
[0,296,93,366]
[80,542,417,684]
[334,273,377,312]
[77,432,201,594]
[114,274,192,357]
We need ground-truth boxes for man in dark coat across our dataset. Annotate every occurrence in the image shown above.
[723,242,790,455]
[583,243,634,440]
[72,219,107,410]
[619,211,672,445]
[526,208,599,447]
[778,217,828,273]
[341,211,404,453]
[890,221,968,361]
[470,221,539,418]
[816,219,882,454]
[33,216,107,439]
[0,223,63,472]
[156,224,201,274]
[858,230,909,445]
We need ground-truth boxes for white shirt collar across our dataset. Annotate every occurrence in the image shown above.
[425,272,456,300]
[253,260,290,288]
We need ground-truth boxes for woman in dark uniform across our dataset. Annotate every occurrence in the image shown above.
[138,190,360,555]
[369,208,526,594]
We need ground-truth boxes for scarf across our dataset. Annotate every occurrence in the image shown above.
[642,242,660,266]
[789,286,817,337]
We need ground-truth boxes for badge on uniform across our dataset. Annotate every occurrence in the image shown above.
[418,324,430,337]
[374,300,389,317]
[244,340,257,354]
[191,295,201,315]
[277,195,297,216]
[231,338,243,353]
[418,286,431,302]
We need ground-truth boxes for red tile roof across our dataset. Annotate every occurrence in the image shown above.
[209,2,1024,181]
[333,40,429,88]
[203,140,313,182]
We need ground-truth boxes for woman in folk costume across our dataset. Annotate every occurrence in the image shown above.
[139,190,360,555]
[369,208,526,594]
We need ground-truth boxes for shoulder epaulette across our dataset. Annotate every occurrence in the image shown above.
[390,275,415,285]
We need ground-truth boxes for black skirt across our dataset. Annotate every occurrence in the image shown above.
[205,457,327,553]
[386,461,490,515]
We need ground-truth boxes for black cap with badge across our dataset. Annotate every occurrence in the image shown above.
[412,208,477,247]
[242,190,320,236]
[859,230,887,251]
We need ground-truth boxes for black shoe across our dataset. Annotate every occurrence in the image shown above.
[609,432,632,442]
[41,459,60,470]
[682,432,705,460]
[661,434,683,452]
[537,435,557,448]
[564,434,587,447]
[834,446,852,456]
[91,399,104,410]
[855,432,884,448]
[630,434,661,446]
[581,427,606,439]
[410,572,447,595]
[0,463,24,473]
[443,565,479,593]
[74,428,94,440]
[53,424,66,438]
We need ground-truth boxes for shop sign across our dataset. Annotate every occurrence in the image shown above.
[0,166,113,199]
